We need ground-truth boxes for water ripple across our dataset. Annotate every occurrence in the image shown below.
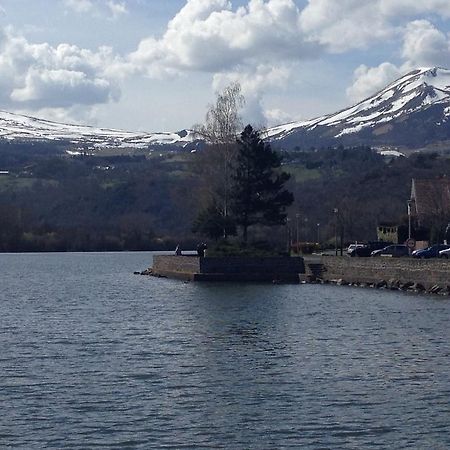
[1,253,450,449]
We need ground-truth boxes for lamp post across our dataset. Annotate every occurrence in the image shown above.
[407,199,412,240]
[296,213,300,255]
[317,223,320,247]
[286,217,291,254]
[333,208,339,256]
[407,199,413,256]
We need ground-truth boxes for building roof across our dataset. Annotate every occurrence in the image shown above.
[411,178,450,218]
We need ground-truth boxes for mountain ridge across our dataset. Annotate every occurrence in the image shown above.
[265,67,450,149]
[1,66,449,152]
[0,109,196,151]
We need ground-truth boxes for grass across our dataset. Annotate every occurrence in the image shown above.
[0,176,58,191]
[285,164,321,182]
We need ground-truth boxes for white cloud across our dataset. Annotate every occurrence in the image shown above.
[64,0,94,14]
[63,0,127,20]
[107,1,128,20]
[346,18,450,103]
[402,20,450,68]
[0,27,121,119]
[11,68,115,107]
[379,0,450,18]
[265,108,296,126]
[299,0,450,53]
[129,0,320,75]
[299,0,394,52]
[212,63,294,127]
[346,63,403,102]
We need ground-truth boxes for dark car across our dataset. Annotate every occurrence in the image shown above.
[412,244,450,259]
[371,244,409,257]
[348,241,392,257]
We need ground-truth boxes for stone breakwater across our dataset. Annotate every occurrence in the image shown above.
[149,255,305,283]
[305,256,450,296]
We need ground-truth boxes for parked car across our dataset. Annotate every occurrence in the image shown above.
[412,244,450,259]
[439,247,450,258]
[348,241,392,257]
[371,244,409,257]
[346,243,365,255]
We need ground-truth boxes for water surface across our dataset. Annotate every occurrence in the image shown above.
[1,252,450,449]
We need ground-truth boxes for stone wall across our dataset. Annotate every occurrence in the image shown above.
[200,256,304,275]
[152,255,200,280]
[152,255,305,282]
[319,256,450,289]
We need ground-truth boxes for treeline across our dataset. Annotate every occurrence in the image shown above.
[0,146,200,252]
[1,141,450,252]
[284,147,450,244]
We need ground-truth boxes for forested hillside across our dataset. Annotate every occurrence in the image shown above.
[1,140,450,252]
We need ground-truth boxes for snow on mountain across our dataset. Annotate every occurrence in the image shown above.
[1,67,450,152]
[265,67,450,148]
[0,109,195,150]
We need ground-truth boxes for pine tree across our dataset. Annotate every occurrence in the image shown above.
[191,201,237,241]
[230,125,294,243]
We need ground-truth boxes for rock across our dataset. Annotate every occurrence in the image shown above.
[388,279,401,290]
[413,283,426,292]
[401,281,414,291]
[376,280,387,289]
[429,284,442,294]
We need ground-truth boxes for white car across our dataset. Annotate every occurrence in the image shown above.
[439,247,450,258]
[347,243,365,255]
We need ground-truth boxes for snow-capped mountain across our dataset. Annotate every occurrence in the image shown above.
[0,109,196,151]
[266,67,450,149]
[1,67,449,153]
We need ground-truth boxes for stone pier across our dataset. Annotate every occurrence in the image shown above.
[152,255,305,283]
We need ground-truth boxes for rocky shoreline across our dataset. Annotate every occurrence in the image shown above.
[305,275,449,296]
[302,255,450,296]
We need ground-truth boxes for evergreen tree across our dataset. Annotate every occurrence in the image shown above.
[230,125,294,243]
[192,201,237,241]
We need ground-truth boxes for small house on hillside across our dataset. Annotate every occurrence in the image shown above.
[377,223,398,244]
[410,177,450,242]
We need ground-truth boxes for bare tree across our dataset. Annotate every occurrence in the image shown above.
[195,82,245,145]
[193,83,245,236]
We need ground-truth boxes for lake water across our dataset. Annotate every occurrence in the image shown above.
[1,252,450,449]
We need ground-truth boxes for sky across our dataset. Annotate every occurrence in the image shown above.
[1,0,450,132]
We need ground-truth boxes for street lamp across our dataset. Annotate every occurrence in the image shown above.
[286,217,291,254]
[333,208,339,256]
[317,223,320,246]
[407,199,412,240]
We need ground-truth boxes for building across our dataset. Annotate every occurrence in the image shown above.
[377,223,399,243]
[410,177,450,242]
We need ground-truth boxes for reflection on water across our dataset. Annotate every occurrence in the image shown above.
[1,252,450,449]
